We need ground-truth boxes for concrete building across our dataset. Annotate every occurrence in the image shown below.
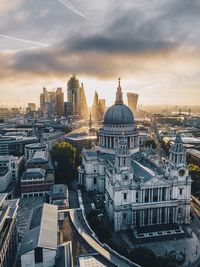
[0,193,19,267]
[67,75,88,118]
[19,203,58,267]
[79,80,191,232]
[91,91,106,122]
[187,149,200,167]
[25,143,48,161]
[67,74,80,116]
[40,87,56,117]
[49,184,69,209]
[55,88,64,116]
[0,135,38,156]
[0,155,24,182]
[79,83,88,119]
[64,102,73,117]
[127,92,139,113]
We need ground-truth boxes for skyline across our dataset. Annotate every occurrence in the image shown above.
[1,0,200,106]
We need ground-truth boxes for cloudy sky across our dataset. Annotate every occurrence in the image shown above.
[0,0,200,108]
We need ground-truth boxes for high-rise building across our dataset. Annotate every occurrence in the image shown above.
[92,91,99,121]
[67,74,80,116]
[67,75,89,118]
[127,92,139,113]
[91,91,106,122]
[40,87,56,117]
[99,99,106,120]
[79,83,88,119]
[55,87,64,116]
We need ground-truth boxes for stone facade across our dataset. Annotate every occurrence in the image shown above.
[79,80,191,232]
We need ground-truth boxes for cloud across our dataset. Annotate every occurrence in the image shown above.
[1,0,200,106]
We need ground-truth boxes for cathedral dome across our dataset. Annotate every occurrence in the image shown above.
[104,103,134,125]
[103,78,134,125]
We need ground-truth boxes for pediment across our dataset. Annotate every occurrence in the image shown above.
[142,176,169,187]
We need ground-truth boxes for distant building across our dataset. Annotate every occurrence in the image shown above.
[28,103,36,111]
[19,203,58,267]
[67,74,80,116]
[79,83,88,119]
[25,143,48,161]
[64,101,73,117]
[67,75,88,118]
[187,149,200,167]
[0,136,38,156]
[0,194,19,267]
[127,92,139,113]
[40,87,56,117]
[65,126,97,151]
[55,88,64,116]
[91,91,106,122]
[21,168,53,197]
[49,184,69,209]
[21,150,54,197]
[0,155,24,182]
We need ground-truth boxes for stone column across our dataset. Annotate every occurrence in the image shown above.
[140,210,143,226]
[148,189,151,203]
[156,208,159,224]
[160,188,163,201]
[142,190,145,203]
[167,207,170,223]
[159,208,162,224]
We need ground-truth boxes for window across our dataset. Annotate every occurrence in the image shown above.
[93,177,97,185]
[34,248,43,263]
[179,188,183,195]
[136,192,139,202]
[123,193,127,200]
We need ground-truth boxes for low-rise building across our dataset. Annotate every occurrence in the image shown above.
[0,135,38,156]
[25,143,48,161]
[49,184,69,209]
[21,168,54,197]
[187,149,200,167]
[19,203,58,267]
[0,193,19,267]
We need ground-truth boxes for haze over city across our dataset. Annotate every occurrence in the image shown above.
[1,0,200,107]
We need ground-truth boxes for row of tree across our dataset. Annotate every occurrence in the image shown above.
[51,142,81,184]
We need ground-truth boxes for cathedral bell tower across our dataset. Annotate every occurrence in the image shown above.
[114,132,132,177]
[165,133,188,179]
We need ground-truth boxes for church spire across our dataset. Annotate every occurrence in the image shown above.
[115,78,123,104]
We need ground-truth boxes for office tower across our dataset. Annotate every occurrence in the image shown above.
[55,87,64,116]
[67,74,80,116]
[91,91,106,122]
[92,91,99,121]
[127,92,139,113]
[40,87,56,117]
[79,83,88,119]
[99,99,106,120]
[64,102,73,117]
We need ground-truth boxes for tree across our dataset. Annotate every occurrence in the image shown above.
[130,247,156,267]
[87,210,112,242]
[51,142,77,184]
[189,164,200,195]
